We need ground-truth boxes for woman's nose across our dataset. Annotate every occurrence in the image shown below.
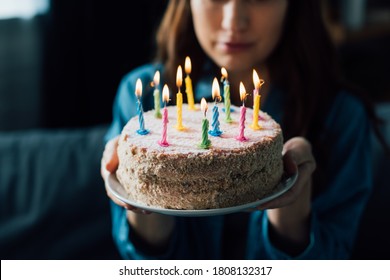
[221,0,249,32]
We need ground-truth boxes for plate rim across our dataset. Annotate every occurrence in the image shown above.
[106,171,298,217]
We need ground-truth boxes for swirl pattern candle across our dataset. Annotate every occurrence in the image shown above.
[236,82,248,142]
[198,98,211,149]
[221,67,233,123]
[158,84,170,147]
[209,77,222,137]
[135,79,149,135]
[153,71,162,119]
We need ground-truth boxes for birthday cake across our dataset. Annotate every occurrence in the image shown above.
[116,104,283,210]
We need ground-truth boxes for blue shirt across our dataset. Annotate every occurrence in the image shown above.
[105,63,372,259]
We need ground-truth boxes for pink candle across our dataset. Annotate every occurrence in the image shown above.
[236,82,248,142]
[158,85,170,147]
[237,106,247,141]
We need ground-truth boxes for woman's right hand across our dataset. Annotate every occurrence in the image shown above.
[101,136,149,213]
[101,135,175,247]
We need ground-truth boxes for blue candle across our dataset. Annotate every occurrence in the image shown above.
[135,79,149,135]
[209,78,223,136]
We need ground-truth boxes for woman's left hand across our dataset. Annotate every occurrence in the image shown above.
[258,137,316,209]
[257,137,316,244]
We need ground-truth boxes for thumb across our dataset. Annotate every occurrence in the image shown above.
[104,136,119,173]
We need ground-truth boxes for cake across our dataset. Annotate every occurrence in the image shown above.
[116,104,283,210]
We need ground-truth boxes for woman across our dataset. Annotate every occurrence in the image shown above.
[102,0,375,259]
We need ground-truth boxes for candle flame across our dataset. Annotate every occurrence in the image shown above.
[221,67,228,79]
[200,98,208,114]
[185,56,191,74]
[253,69,265,90]
[212,77,221,102]
[153,71,160,86]
[239,82,247,102]
[176,65,183,88]
[135,79,142,97]
[162,84,169,103]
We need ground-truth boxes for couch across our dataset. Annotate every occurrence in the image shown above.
[0,125,120,259]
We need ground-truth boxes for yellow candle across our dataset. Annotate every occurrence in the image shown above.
[175,65,185,130]
[250,69,265,130]
[251,94,261,130]
[185,56,197,111]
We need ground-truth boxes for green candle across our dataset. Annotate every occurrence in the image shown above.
[224,81,232,123]
[153,71,162,118]
[221,67,233,123]
[154,89,162,118]
[198,98,211,149]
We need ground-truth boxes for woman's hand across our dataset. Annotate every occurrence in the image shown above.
[258,137,316,245]
[101,136,175,247]
[101,136,149,213]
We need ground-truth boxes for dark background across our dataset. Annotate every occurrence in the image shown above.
[0,0,167,130]
[0,0,389,259]
[0,0,389,131]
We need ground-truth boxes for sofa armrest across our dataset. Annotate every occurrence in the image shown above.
[0,125,119,259]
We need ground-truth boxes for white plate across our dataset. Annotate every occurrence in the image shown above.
[106,171,298,217]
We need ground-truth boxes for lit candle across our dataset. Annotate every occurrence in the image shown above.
[158,84,170,147]
[184,56,197,111]
[153,70,162,119]
[250,69,265,130]
[175,65,186,130]
[135,79,149,135]
[209,77,223,137]
[198,98,211,149]
[236,82,248,142]
[221,67,233,123]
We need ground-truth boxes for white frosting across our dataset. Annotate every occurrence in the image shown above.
[122,104,281,154]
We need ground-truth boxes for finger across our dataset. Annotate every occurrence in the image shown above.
[283,152,298,175]
[106,189,151,214]
[105,182,152,214]
[257,157,314,210]
[104,136,120,173]
[258,180,301,209]
[105,187,134,210]
[282,137,316,172]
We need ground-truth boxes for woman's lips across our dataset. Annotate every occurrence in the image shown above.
[217,41,254,52]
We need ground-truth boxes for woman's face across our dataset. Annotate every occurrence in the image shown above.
[190,0,288,74]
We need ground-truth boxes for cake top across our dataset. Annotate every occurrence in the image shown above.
[121,104,281,154]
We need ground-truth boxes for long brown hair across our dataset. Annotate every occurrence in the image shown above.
[155,0,388,192]
[156,0,338,137]
[155,0,205,94]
